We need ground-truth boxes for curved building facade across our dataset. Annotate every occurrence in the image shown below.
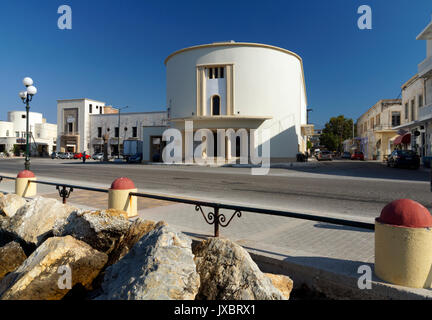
[165,42,311,161]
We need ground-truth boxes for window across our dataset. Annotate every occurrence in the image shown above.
[6,130,9,137]
[15,131,19,137]
[89,104,93,113]
[419,95,423,108]
[21,115,26,119]
[115,127,119,138]
[68,123,73,133]
[212,95,220,116]
[97,127,102,138]
[132,127,137,138]
[100,106,103,114]
[405,103,408,119]
[392,112,401,127]
[207,67,225,79]
[411,99,415,121]
[376,114,380,126]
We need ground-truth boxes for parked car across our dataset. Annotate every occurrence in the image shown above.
[58,152,69,159]
[92,153,104,160]
[51,152,59,159]
[351,151,365,160]
[317,150,332,161]
[341,152,351,159]
[127,153,143,163]
[387,150,420,169]
[73,153,91,160]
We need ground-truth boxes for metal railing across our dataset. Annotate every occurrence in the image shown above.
[0,174,375,237]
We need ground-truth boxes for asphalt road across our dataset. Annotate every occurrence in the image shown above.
[0,158,430,220]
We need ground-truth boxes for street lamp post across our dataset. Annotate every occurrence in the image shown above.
[116,106,128,159]
[19,77,37,171]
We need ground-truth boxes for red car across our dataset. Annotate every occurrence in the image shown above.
[73,153,91,159]
[351,151,364,160]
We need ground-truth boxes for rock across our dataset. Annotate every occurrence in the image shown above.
[107,218,167,265]
[0,236,108,300]
[96,225,200,300]
[0,194,27,218]
[264,273,293,300]
[0,242,27,281]
[193,238,286,300]
[53,209,131,255]
[4,196,77,249]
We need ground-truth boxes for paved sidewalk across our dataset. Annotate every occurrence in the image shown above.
[0,174,374,262]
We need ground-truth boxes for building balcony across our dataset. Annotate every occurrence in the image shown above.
[61,131,79,136]
[373,125,397,132]
[418,56,432,78]
[418,103,432,121]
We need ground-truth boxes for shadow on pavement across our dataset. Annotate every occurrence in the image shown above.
[284,161,429,182]
[313,223,374,233]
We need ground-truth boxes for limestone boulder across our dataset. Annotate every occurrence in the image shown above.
[0,194,27,218]
[96,225,200,300]
[193,238,286,300]
[53,209,132,255]
[107,218,167,265]
[0,236,108,300]
[0,242,27,281]
[4,196,77,248]
[264,273,293,300]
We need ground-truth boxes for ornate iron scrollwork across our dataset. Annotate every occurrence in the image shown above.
[195,205,216,225]
[56,185,73,203]
[218,210,242,227]
[195,205,242,228]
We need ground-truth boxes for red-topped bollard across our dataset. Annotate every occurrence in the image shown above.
[108,177,137,218]
[15,170,37,197]
[375,199,432,288]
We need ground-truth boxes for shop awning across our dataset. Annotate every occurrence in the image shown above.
[393,133,411,145]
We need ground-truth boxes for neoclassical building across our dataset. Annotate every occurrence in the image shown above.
[164,41,312,162]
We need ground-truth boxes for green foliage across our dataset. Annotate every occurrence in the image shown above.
[320,115,355,152]
[12,145,20,156]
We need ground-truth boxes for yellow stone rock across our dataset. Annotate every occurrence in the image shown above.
[0,236,108,300]
[265,273,293,300]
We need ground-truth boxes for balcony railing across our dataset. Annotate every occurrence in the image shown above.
[61,131,79,136]
[418,56,432,77]
[373,125,395,131]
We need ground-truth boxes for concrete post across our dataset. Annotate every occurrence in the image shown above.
[375,199,432,288]
[108,177,137,218]
[15,170,37,197]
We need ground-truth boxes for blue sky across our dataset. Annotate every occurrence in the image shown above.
[0,0,431,128]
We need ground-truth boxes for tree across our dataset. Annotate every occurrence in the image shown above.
[320,115,355,152]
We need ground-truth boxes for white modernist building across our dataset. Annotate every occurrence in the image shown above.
[90,111,167,155]
[57,98,166,155]
[0,111,57,156]
[164,41,312,162]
